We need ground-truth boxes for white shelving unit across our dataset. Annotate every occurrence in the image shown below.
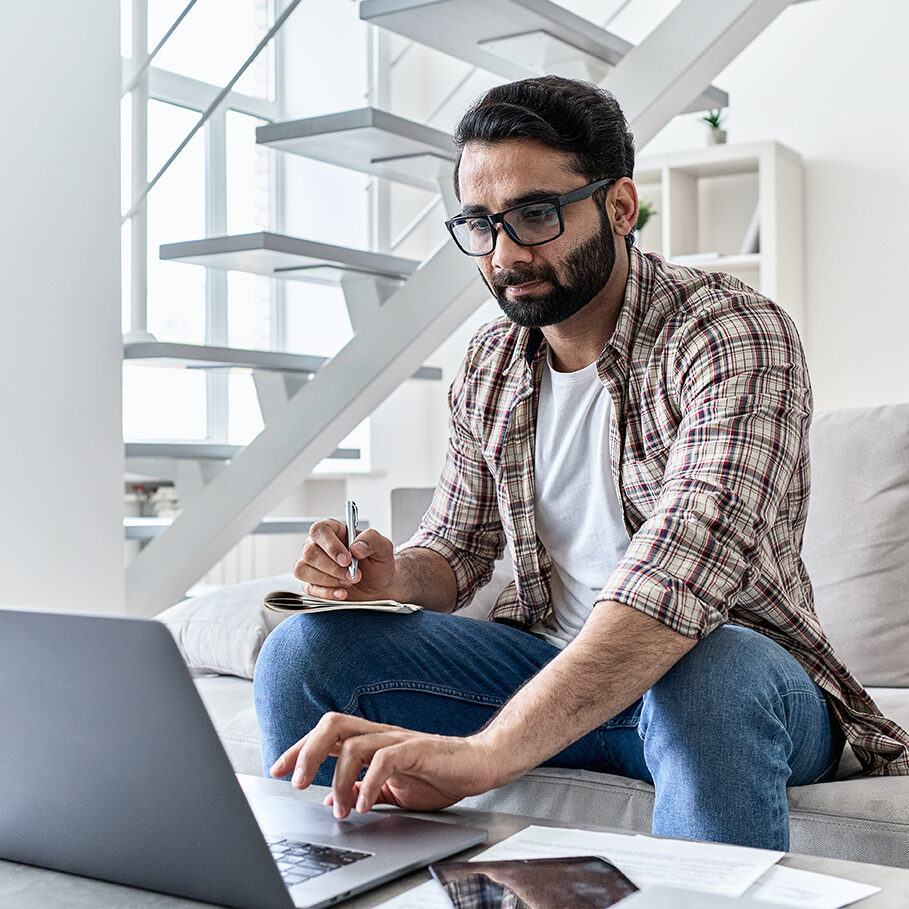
[634,141,804,330]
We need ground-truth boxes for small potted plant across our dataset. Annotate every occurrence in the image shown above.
[634,200,657,240]
[701,108,727,144]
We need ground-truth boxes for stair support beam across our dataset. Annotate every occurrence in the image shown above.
[126,241,487,615]
[603,0,793,148]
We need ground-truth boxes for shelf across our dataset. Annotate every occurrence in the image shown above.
[124,442,360,461]
[635,141,800,183]
[257,108,456,192]
[360,0,727,114]
[125,516,315,541]
[123,341,443,382]
[633,141,803,328]
[159,232,419,284]
[669,253,761,271]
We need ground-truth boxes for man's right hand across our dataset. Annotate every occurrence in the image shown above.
[293,519,397,602]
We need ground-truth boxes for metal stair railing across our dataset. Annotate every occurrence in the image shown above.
[122,0,201,94]
[122,0,304,223]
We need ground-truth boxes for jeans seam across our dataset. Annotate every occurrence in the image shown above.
[770,690,828,713]
[769,690,839,786]
[341,680,506,716]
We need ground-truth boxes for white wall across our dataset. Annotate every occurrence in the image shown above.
[626,0,909,411]
[0,3,124,611]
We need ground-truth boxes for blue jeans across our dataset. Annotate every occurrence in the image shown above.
[253,610,843,850]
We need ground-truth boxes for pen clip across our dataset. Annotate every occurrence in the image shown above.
[345,500,359,580]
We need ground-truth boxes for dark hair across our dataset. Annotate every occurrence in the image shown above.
[452,76,636,250]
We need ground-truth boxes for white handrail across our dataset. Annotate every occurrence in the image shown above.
[423,63,477,127]
[122,0,305,223]
[122,0,201,95]
[390,195,444,251]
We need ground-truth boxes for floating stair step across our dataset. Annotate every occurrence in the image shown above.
[360,0,727,114]
[123,341,442,381]
[159,232,419,283]
[257,108,457,192]
[125,516,332,541]
[125,442,360,460]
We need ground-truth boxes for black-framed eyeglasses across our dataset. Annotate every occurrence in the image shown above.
[444,177,615,257]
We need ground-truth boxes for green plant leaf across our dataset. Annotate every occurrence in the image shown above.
[634,200,656,232]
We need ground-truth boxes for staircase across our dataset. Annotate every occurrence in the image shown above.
[124,0,802,615]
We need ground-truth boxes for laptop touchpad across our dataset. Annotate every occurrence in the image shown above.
[246,791,389,839]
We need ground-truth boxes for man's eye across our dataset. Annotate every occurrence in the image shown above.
[466,219,491,233]
[518,204,557,224]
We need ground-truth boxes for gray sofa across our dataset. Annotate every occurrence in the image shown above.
[156,404,909,867]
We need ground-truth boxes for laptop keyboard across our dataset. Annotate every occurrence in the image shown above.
[267,838,372,886]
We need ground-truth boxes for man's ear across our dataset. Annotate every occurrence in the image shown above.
[610,178,638,239]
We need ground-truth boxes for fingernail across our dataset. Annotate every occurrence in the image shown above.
[333,589,346,599]
[356,795,367,813]
[292,768,304,786]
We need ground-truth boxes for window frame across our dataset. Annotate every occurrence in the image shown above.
[123,0,283,442]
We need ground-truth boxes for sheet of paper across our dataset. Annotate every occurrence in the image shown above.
[373,879,449,909]
[374,824,783,907]
[743,864,881,908]
[474,827,782,896]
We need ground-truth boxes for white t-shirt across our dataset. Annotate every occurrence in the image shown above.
[529,350,630,649]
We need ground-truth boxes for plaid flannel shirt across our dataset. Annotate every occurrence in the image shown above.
[403,247,909,775]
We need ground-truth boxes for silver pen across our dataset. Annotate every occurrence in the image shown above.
[344,500,359,580]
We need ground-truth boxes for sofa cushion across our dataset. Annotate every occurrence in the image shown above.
[802,404,909,687]
[155,573,293,679]
[195,673,265,775]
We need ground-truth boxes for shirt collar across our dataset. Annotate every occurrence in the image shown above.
[604,245,652,366]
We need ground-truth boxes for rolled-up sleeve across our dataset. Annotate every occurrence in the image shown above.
[398,345,507,612]
[597,298,812,638]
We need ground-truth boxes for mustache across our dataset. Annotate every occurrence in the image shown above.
[488,265,556,290]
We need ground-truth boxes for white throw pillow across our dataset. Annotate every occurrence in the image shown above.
[155,573,293,679]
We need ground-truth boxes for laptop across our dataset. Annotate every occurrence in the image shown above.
[0,608,486,908]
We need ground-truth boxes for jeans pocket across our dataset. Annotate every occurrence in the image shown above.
[600,698,643,733]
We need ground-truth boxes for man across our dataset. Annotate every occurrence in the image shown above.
[255,76,909,850]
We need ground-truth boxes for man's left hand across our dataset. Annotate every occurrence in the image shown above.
[269,713,502,818]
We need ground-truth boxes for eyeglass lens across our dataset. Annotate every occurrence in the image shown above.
[451,200,561,255]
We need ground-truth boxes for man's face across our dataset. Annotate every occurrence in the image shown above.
[455,139,617,328]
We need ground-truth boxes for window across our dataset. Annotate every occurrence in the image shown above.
[122,0,278,442]
[122,0,374,469]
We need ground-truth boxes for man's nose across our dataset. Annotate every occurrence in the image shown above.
[490,226,533,271]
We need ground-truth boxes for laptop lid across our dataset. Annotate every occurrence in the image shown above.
[0,607,295,909]
[0,608,485,909]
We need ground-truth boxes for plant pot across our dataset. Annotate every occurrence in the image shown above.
[707,127,727,145]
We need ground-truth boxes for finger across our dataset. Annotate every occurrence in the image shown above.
[270,737,307,778]
[323,781,398,809]
[300,580,358,601]
[349,529,394,563]
[293,561,354,590]
[332,742,371,818]
[307,519,354,569]
[292,714,398,791]
[295,536,353,583]
[331,733,411,817]
[355,742,414,813]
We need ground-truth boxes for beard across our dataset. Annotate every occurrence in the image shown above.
[483,222,617,328]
